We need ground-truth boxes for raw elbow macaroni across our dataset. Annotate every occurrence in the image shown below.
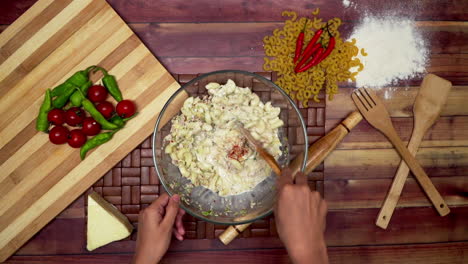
[164,80,284,196]
[263,10,364,104]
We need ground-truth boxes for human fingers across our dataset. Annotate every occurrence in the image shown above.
[294,171,307,185]
[173,228,184,241]
[277,168,293,189]
[319,198,327,216]
[144,193,170,222]
[147,193,170,210]
[319,199,328,232]
[175,208,185,236]
[309,191,322,209]
[161,195,181,228]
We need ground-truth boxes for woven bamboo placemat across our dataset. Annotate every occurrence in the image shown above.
[89,72,325,240]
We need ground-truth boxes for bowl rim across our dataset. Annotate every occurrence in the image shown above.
[152,69,308,225]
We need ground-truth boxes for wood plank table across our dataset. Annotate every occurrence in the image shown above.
[1,0,467,263]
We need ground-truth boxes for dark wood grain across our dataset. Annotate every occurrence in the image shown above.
[326,116,468,150]
[1,0,468,263]
[327,242,468,264]
[325,176,467,209]
[127,22,468,84]
[325,206,468,246]
[7,242,468,264]
[15,218,85,256]
[14,206,468,257]
[0,0,37,25]
[102,0,468,23]
[325,146,468,180]
[327,86,468,119]
[156,55,468,85]
[2,0,468,24]
[129,22,467,57]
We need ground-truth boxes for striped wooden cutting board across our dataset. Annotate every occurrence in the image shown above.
[0,0,186,261]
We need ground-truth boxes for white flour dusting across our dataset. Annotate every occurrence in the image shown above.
[342,0,356,9]
[349,15,428,89]
[343,0,351,8]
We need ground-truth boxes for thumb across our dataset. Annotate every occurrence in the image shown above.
[162,194,180,228]
[277,167,293,189]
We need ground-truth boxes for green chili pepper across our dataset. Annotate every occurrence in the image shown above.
[51,82,74,97]
[109,115,125,127]
[122,113,137,122]
[80,130,119,160]
[67,65,96,87]
[50,66,96,97]
[94,66,123,102]
[70,80,92,107]
[73,88,120,130]
[52,84,76,108]
[36,89,52,132]
[82,99,119,130]
[110,112,138,127]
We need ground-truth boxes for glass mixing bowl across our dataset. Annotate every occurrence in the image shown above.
[152,70,308,225]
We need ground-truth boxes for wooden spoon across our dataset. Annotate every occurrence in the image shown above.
[239,126,282,176]
[376,74,452,229]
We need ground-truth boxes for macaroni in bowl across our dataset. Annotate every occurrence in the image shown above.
[164,80,284,196]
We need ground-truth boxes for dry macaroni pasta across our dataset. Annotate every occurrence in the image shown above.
[165,80,284,196]
[263,10,365,105]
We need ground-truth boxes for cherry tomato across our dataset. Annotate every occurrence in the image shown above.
[67,129,87,148]
[49,126,69,145]
[82,117,101,136]
[65,107,85,126]
[116,100,136,118]
[96,101,114,119]
[47,109,65,125]
[87,85,108,103]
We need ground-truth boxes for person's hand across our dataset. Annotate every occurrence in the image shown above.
[133,193,186,264]
[275,168,328,264]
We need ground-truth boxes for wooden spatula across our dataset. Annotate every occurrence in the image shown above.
[239,126,282,176]
[351,88,450,217]
[376,74,452,229]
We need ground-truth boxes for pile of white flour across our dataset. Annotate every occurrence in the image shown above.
[349,15,428,88]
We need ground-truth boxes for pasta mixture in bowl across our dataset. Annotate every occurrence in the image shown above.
[164,80,284,196]
[153,70,307,225]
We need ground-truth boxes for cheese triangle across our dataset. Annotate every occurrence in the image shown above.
[87,192,133,251]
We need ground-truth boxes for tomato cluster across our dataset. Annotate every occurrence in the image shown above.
[47,85,136,148]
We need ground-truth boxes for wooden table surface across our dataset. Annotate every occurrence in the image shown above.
[1,0,467,263]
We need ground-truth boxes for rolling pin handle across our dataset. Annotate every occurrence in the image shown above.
[342,111,363,131]
[218,224,250,245]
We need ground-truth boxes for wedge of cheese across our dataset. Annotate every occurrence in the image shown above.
[87,192,133,251]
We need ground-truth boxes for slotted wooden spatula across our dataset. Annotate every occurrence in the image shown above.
[351,88,450,217]
[239,126,282,176]
[376,74,452,229]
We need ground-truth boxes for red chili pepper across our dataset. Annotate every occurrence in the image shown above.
[296,47,324,73]
[293,24,329,72]
[298,27,323,60]
[293,21,308,63]
[295,42,321,71]
[304,28,323,55]
[315,36,335,64]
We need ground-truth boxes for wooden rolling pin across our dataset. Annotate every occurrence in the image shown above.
[218,111,363,245]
